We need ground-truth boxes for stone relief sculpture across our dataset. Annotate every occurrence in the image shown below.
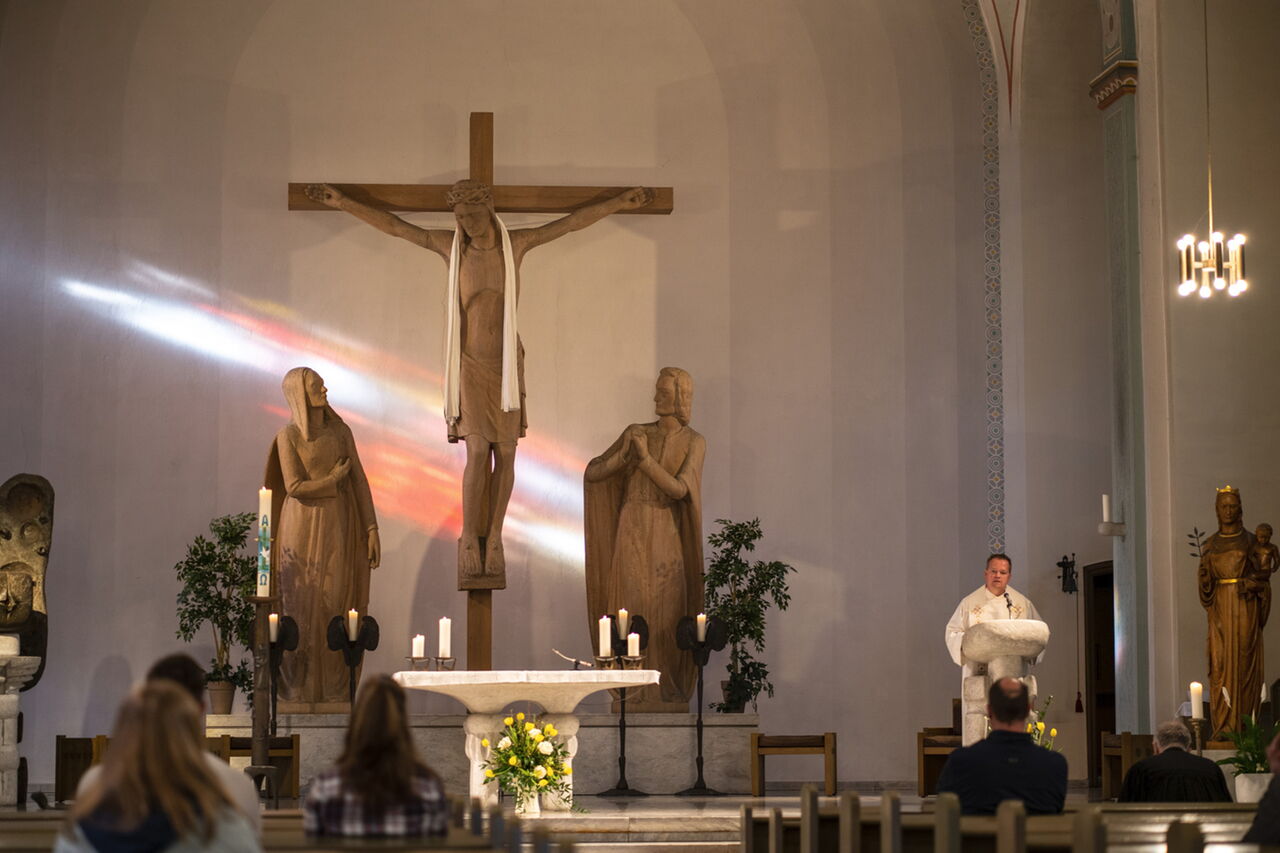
[584,368,705,712]
[264,367,379,711]
[0,474,53,690]
[1198,486,1271,734]
[305,180,652,591]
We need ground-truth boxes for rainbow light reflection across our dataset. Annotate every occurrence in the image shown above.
[60,260,589,566]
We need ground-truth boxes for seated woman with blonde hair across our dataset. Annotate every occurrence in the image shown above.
[57,681,259,852]
[305,674,448,836]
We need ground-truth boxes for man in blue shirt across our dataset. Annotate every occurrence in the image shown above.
[937,677,1068,814]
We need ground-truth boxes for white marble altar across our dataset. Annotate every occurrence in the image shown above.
[959,620,1048,745]
[0,635,40,806]
[392,669,660,810]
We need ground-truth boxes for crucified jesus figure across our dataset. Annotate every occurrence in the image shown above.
[305,180,653,589]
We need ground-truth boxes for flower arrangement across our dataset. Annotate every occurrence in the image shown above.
[1216,713,1279,776]
[480,712,573,811]
[1027,694,1059,751]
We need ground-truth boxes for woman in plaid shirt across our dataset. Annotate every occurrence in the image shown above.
[304,675,448,837]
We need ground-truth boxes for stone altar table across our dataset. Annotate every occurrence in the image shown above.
[394,669,660,810]
[959,619,1048,745]
[0,635,39,805]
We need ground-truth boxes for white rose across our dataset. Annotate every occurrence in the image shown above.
[497,737,512,750]
[529,728,542,738]
[538,740,554,755]
[534,765,547,779]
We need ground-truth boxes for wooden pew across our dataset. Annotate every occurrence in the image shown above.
[1099,731,1153,799]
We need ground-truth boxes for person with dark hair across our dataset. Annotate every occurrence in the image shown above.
[304,675,448,837]
[936,677,1068,814]
[76,653,262,836]
[57,681,260,852]
[1119,719,1232,802]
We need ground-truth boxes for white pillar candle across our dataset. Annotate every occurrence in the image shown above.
[696,613,707,643]
[257,488,273,598]
[268,613,279,644]
[1190,681,1203,719]
[598,616,612,657]
[617,608,630,637]
[412,634,425,659]
[1101,493,1112,524]
[627,632,640,657]
[438,617,452,658]
[347,609,360,642]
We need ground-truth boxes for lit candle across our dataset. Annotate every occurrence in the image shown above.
[1101,494,1112,524]
[268,613,279,644]
[257,488,272,598]
[617,608,630,636]
[696,613,707,643]
[627,632,640,657]
[412,634,425,659]
[598,616,612,657]
[347,609,360,642]
[1190,681,1203,719]
[438,617,452,658]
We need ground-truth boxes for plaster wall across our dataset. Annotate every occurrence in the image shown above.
[0,0,1102,785]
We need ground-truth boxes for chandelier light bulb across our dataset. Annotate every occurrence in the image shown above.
[1199,284,1212,298]
[1212,231,1224,243]
[1229,282,1244,297]
[1237,279,1248,293]
[1214,277,1227,290]
[1179,280,1198,297]
[1234,234,1246,245]
[1179,235,1195,250]
[1198,241,1211,256]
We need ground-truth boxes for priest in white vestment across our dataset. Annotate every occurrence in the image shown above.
[945,553,1042,678]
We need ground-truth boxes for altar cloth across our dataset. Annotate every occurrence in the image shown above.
[393,669,660,713]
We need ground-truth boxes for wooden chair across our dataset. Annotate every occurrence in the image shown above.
[750,732,837,796]
[1099,730,1153,799]
[54,735,94,803]
[917,698,962,796]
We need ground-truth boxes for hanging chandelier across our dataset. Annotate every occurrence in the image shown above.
[1175,0,1250,299]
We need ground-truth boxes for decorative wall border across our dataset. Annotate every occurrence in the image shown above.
[962,0,1006,553]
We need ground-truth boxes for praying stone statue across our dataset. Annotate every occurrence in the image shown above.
[0,474,52,690]
[264,367,379,711]
[1198,486,1271,734]
[584,368,705,712]
[306,181,653,591]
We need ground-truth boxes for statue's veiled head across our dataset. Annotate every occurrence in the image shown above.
[656,367,693,425]
[281,367,333,441]
[1215,486,1242,528]
[447,179,496,241]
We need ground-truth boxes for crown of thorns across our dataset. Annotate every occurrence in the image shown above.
[446,180,493,208]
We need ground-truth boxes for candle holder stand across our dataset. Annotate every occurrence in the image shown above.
[327,614,380,703]
[675,615,729,796]
[405,655,457,672]
[247,595,281,805]
[1185,716,1208,756]
[268,615,299,737]
[599,614,649,798]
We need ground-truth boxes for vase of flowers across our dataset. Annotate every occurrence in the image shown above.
[480,712,573,813]
[1026,694,1060,750]
[1217,713,1278,803]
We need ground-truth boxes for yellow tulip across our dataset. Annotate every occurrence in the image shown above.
[538,779,549,787]
[1050,728,1057,738]
[504,716,514,726]
[481,738,490,748]
[563,766,572,776]
[1036,721,1045,732]
[508,756,519,766]
[533,733,544,742]
[545,726,557,737]
[517,712,526,721]
[1026,723,1032,733]
[484,769,495,778]
[525,722,535,732]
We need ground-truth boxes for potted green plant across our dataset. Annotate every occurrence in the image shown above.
[174,512,256,713]
[1217,713,1278,802]
[704,518,794,712]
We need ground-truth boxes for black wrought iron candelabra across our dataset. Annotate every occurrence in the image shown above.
[675,614,728,796]
[267,615,299,736]
[598,613,649,798]
[327,614,380,703]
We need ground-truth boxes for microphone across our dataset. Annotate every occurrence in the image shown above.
[1004,592,1014,616]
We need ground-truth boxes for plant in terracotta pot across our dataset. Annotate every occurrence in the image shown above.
[704,518,794,712]
[1217,713,1278,803]
[175,512,256,713]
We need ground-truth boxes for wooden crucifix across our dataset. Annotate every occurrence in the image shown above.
[289,112,673,672]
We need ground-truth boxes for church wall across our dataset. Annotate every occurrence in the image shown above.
[1010,0,1112,775]
[1137,0,1280,724]
[1,0,1042,787]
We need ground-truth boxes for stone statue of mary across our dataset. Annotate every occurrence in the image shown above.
[264,367,379,711]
